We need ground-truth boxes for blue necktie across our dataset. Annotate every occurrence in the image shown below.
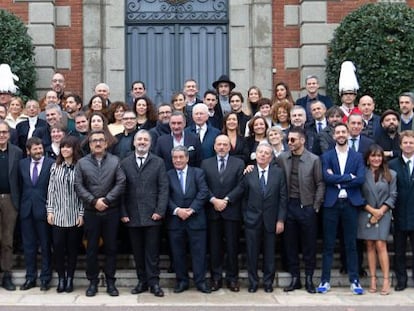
[179,170,185,194]
[260,170,266,195]
[317,121,323,133]
[219,157,225,173]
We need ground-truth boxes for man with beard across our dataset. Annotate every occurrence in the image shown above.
[121,130,168,297]
[149,103,172,149]
[398,92,414,132]
[317,123,366,295]
[374,110,401,160]
[64,94,82,133]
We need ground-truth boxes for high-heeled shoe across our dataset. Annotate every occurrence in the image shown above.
[380,277,391,295]
[368,276,377,293]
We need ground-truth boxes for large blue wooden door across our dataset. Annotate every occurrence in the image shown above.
[126,0,229,104]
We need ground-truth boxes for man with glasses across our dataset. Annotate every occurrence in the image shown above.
[75,130,126,297]
[113,111,138,159]
[149,103,172,149]
[0,121,22,290]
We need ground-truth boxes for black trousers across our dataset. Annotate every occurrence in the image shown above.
[84,210,119,282]
[129,225,161,286]
[284,199,317,277]
[208,218,240,283]
[52,225,83,278]
[245,223,275,287]
[393,229,414,284]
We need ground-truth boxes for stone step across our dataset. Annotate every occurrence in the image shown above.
[8,269,413,289]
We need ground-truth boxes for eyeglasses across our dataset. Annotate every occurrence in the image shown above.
[122,117,136,120]
[90,138,106,144]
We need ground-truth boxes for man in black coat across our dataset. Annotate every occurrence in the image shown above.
[242,142,287,293]
[121,130,169,297]
[201,135,244,292]
[389,130,414,291]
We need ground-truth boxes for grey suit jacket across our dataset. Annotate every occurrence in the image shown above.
[358,168,397,240]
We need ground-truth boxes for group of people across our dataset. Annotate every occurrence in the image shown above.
[0,71,413,300]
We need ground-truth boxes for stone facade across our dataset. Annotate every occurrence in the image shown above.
[4,0,414,103]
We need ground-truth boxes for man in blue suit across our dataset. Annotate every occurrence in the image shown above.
[155,111,202,170]
[317,123,366,295]
[185,103,220,160]
[19,137,54,291]
[166,145,211,294]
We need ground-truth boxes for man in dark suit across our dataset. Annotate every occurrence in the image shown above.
[346,112,374,276]
[201,135,245,292]
[185,103,220,160]
[156,111,202,170]
[0,121,22,291]
[16,100,47,152]
[242,143,287,293]
[166,145,211,294]
[389,130,414,291]
[19,137,54,291]
[113,110,138,159]
[121,130,169,297]
[296,75,333,123]
[317,123,366,295]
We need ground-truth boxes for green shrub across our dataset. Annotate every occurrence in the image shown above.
[0,9,36,101]
[326,3,414,112]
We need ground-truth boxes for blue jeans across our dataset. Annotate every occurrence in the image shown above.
[321,199,359,283]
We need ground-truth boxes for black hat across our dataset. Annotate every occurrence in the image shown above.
[380,109,400,123]
[212,75,236,90]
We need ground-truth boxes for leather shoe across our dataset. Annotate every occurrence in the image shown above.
[264,284,273,293]
[210,279,222,291]
[131,282,148,294]
[40,280,50,291]
[86,282,98,297]
[227,281,240,292]
[283,277,302,292]
[65,277,74,293]
[248,285,258,293]
[395,283,407,291]
[2,273,16,291]
[56,278,66,293]
[305,275,316,294]
[197,282,211,294]
[150,284,164,297]
[20,279,36,291]
[106,283,119,296]
[173,282,189,293]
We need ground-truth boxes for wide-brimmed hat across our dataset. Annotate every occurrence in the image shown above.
[380,109,400,123]
[212,74,236,90]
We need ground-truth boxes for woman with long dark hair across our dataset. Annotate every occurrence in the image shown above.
[358,144,396,295]
[46,135,84,293]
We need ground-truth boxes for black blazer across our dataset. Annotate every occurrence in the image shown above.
[201,155,245,221]
[16,118,48,151]
[19,156,54,220]
[121,152,169,227]
[155,132,202,171]
[166,166,209,230]
[241,165,287,232]
[5,143,23,210]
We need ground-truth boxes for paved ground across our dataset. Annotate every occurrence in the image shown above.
[1,286,414,310]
